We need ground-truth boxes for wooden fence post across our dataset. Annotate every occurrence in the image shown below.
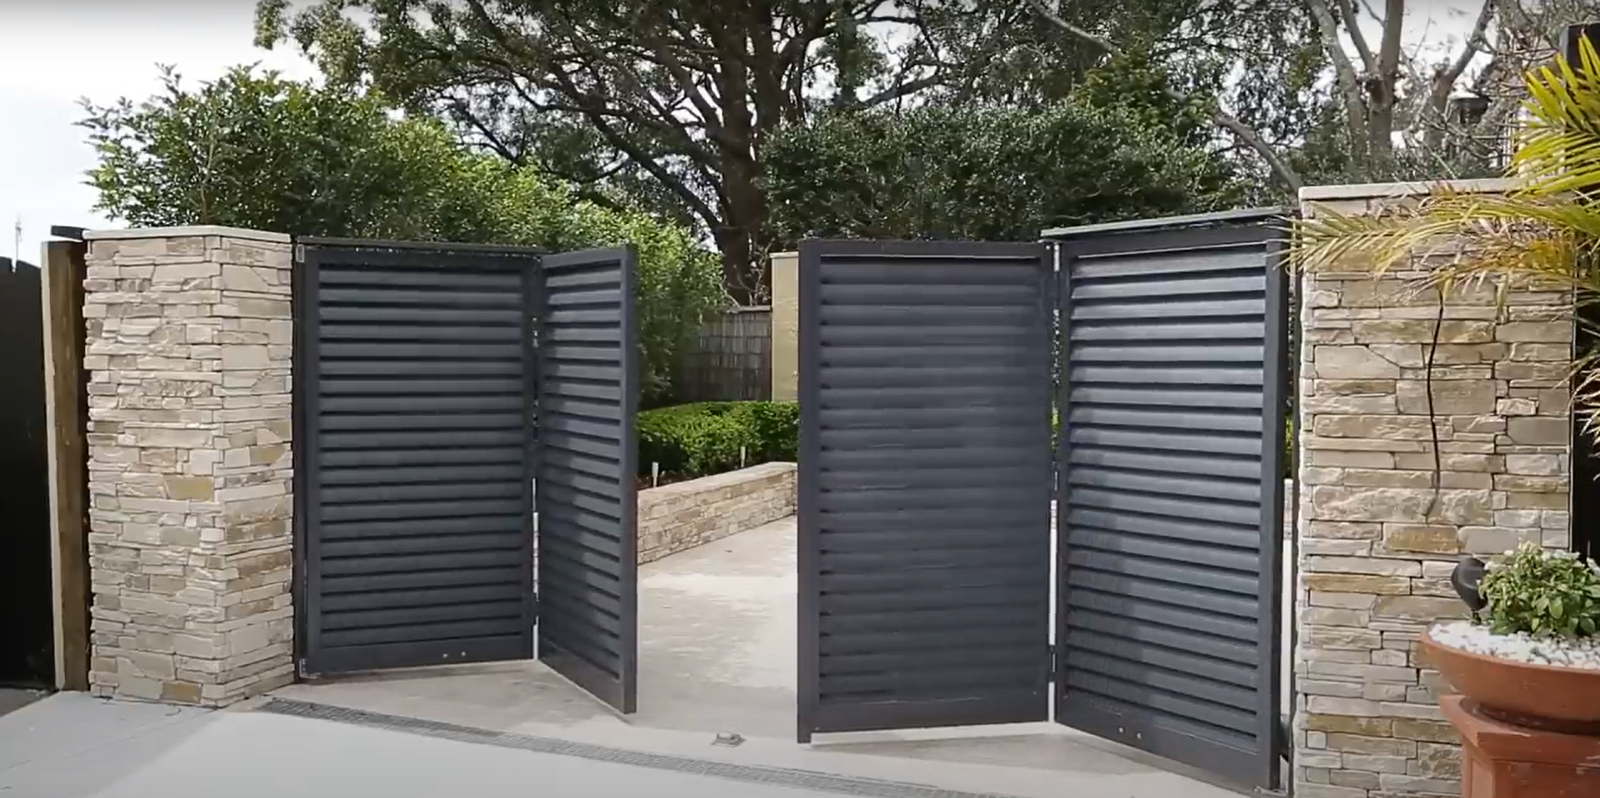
[42,239,88,691]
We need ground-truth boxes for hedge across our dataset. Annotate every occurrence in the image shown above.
[638,402,1294,482]
[637,401,798,480]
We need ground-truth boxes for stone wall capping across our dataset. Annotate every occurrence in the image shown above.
[1299,178,1522,204]
[83,226,292,244]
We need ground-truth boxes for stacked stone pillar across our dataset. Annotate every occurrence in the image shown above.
[1294,181,1573,797]
[82,227,294,706]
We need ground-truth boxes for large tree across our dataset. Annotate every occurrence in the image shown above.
[254,0,953,299]
[253,0,1289,298]
[82,66,726,405]
[1030,0,1600,188]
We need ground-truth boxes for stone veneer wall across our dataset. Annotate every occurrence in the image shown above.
[638,462,795,564]
[82,227,294,706]
[1294,181,1572,798]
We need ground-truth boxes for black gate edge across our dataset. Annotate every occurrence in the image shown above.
[1047,210,1293,792]
[796,238,821,744]
[1259,232,1290,793]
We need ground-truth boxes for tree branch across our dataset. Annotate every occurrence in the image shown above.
[1443,0,1495,89]
[861,74,947,107]
[1332,0,1377,72]
[1306,0,1371,147]
[1024,0,1304,192]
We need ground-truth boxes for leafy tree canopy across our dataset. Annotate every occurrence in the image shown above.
[763,101,1245,245]
[81,66,727,405]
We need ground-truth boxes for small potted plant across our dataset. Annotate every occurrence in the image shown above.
[1422,542,1600,733]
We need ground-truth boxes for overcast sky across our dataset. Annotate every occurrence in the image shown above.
[0,1,1483,266]
[0,2,314,265]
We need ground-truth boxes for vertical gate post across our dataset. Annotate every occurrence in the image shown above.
[42,238,90,691]
[82,227,295,706]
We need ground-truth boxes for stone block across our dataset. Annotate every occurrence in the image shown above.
[1373,596,1466,622]
[1304,556,1422,577]
[1382,525,1459,554]
[1496,320,1570,342]
[1396,380,1496,415]
[1507,416,1568,445]
[1316,346,1402,378]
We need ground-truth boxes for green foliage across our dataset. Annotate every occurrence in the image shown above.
[80,66,726,405]
[637,402,798,479]
[1480,543,1600,638]
[762,102,1242,245]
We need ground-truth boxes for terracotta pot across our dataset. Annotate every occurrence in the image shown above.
[1421,629,1600,734]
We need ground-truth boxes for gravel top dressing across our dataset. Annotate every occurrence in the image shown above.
[1431,620,1600,671]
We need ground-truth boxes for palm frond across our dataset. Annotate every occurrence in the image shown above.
[1516,37,1600,194]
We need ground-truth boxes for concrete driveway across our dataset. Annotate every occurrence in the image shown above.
[1,692,944,798]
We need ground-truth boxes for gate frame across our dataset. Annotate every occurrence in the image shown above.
[290,236,545,678]
[1044,208,1292,791]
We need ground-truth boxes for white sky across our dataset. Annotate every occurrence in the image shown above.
[0,2,314,265]
[0,1,1481,266]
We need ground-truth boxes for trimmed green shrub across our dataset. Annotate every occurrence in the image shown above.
[636,401,798,480]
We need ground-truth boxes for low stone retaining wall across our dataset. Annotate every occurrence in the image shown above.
[637,462,796,564]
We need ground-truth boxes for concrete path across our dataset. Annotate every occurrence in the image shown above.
[273,518,1247,798]
[0,693,890,798]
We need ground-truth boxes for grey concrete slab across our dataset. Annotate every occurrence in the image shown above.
[0,694,878,798]
[275,518,1251,798]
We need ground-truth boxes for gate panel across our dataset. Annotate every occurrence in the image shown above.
[296,240,539,675]
[1050,213,1287,789]
[534,247,638,713]
[797,240,1053,741]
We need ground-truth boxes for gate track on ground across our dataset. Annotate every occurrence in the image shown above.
[257,698,1036,798]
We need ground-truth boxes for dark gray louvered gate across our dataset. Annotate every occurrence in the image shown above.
[294,240,638,714]
[795,211,1287,792]
[533,248,639,713]
[1048,211,1287,790]
[294,239,540,675]
[796,240,1055,741]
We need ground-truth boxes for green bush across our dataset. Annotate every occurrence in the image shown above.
[637,401,798,480]
[1480,542,1600,638]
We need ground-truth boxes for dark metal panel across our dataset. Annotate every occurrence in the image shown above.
[797,240,1053,742]
[294,241,539,677]
[535,247,638,714]
[1052,215,1286,791]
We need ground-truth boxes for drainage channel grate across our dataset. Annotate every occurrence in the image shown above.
[256,698,1030,798]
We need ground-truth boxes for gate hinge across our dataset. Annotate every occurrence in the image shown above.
[1047,643,1057,678]
[294,243,306,263]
